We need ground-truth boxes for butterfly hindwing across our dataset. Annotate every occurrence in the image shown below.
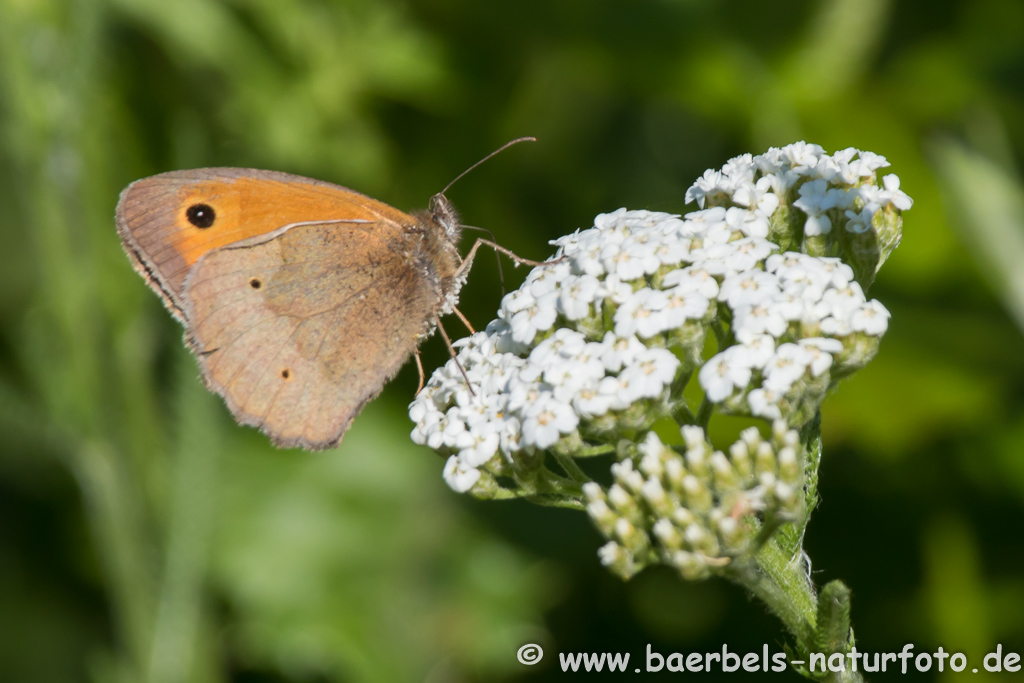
[182,220,437,450]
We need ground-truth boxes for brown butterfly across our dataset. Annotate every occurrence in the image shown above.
[116,139,543,450]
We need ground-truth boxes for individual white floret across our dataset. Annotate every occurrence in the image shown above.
[458,421,501,467]
[601,239,647,280]
[662,267,720,299]
[543,361,599,404]
[732,302,789,338]
[843,205,876,234]
[699,347,753,401]
[614,287,671,338]
[572,382,615,418]
[505,376,544,414]
[850,299,890,335]
[441,410,472,450]
[781,141,825,172]
[819,283,867,319]
[498,416,524,456]
[652,235,692,266]
[797,337,843,376]
[600,333,648,373]
[597,273,635,305]
[526,261,571,298]
[719,270,782,309]
[410,406,443,447]
[529,328,589,366]
[724,205,773,239]
[819,314,853,336]
[509,291,559,344]
[731,332,776,369]
[443,455,481,493]
[817,258,855,289]
[724,237,778,272]
[731,176,778,212]
[617,348,681,401]
[882,174,913,210]
[722,153,755,183]
[680,206,728,237]
[569,229,609,277]
[747,387,784,420]
[557,273,602,320]
[685,169,733,208]
[501,287,535,315]
[521,394,579,449]
[763,343,814,392]
[569,340,610,370]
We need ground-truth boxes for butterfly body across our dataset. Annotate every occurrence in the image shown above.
[117,168,465,450]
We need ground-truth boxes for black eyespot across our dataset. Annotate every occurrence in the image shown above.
[249,278,262,289]
[281,369,291,379]
[186,203,216,228]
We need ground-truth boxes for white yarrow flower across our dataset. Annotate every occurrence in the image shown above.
[850,300,890,335]
[522,395,579,449]
[699,348,753,401]
[412,141,908,520]
[443,456,481,493]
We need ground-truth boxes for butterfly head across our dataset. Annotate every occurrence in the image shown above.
[428,192,461,244]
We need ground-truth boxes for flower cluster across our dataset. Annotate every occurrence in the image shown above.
[411,143,910,505]
[588,422,804,579]
[686,142,911,286]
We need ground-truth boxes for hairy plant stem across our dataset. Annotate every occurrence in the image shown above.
[721,542,864,682]
[721,417,863,683]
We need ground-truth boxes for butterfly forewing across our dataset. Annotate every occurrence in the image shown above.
[116,168,418,320]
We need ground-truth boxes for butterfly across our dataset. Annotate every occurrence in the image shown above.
[116,139,544,450]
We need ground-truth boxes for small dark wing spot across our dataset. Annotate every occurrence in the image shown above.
[186,203,216,228]
[249,277,262,289]
[281,368,291,379]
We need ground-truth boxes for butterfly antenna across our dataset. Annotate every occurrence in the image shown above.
[461,225,506,295]
[440,136,537,196]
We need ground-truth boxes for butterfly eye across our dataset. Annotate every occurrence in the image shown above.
[186,203,216,228]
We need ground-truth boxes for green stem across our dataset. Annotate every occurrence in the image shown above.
[696,397,713,429]
[735,540,817,650]
[728,549,862,682]
[552,451,589,483]
[524,495,586,510]
[799,414,823,527]
[485,463,586,509]
[475,487,583,509]
[575,443,617,457]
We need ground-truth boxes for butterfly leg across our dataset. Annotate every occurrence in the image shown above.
[435,318,476,396]
[452,306,475,334]
[414,349,426,396]
[456,238,563,281]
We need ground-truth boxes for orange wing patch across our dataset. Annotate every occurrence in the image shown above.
[116,168,416,320]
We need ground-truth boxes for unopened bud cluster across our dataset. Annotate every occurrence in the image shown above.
[588,422,804,579]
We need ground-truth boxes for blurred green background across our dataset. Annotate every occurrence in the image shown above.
[2,0,1024,680]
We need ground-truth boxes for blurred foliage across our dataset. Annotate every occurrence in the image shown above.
[2,0,1024,681]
